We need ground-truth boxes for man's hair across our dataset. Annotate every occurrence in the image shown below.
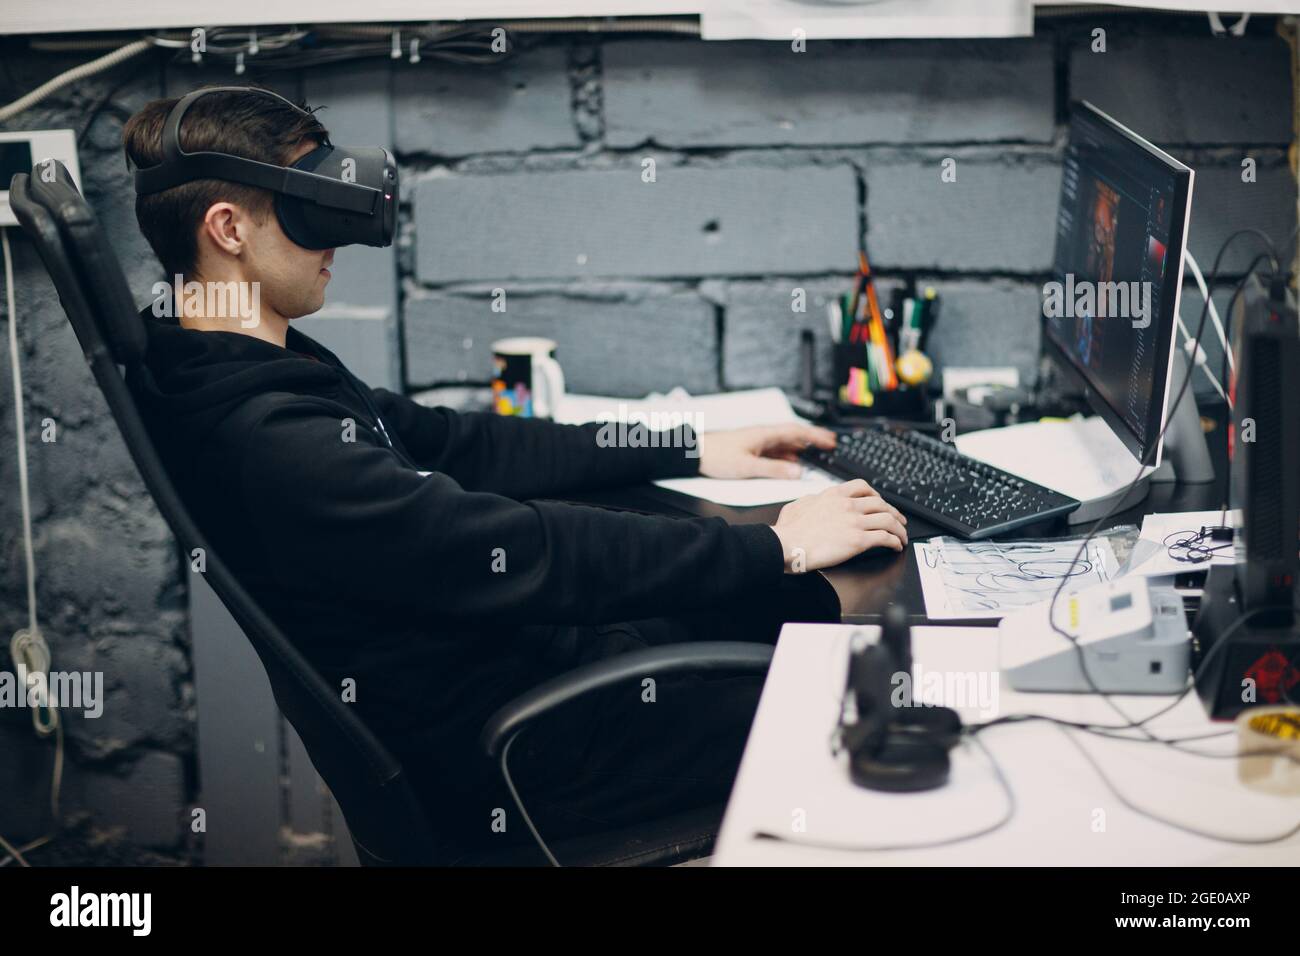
[122,87,328,278]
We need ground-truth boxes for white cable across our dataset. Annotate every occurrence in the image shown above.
[2,228,35,636]
[0,39,153,123]
[1176,313,1228,404]
[1183,249,1233,377]
[0,230,63,865]
[2,227,57,737]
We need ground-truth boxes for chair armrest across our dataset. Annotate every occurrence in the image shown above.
[479,641,774,758]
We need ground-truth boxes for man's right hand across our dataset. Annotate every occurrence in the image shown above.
[771,479,908,573]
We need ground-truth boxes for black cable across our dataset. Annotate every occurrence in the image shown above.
[753,732,1017,853]
[161,24,518,74]
[1052,722,1300,846]
[77,59,158,148]
[1215,231,1283,533]
[778,600,1298,856]
[499,731,560,867]
[968,601,1296,743]
[1037,238,1281,742]
[1162,527,1232,564]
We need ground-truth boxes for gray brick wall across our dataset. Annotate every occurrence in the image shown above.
[1070,34,1292,146]
[603,38,1058,148]
[405,283,720,395]
[863,154,1062,273]
[413,164,860,282]
[0,13,1294,864]
[0,62,192,859]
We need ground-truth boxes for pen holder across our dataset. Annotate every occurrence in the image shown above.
[832,343,930,419]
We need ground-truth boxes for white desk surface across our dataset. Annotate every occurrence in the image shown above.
[713,623,1300,866]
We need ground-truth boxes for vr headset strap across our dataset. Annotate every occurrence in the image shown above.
[133,85,380,215]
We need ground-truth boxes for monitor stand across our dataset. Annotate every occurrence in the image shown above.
[954,351,1214,524]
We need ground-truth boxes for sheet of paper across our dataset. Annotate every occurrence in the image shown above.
[702,0,1033,39]
[915,536,1119,620]
[1125,509,1239,578]
[555,386,798,433]
[955,417,1155,505]
[655,467,837,507]
[558,387,835,506]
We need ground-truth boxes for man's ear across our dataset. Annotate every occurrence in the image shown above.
[199,201,246,259]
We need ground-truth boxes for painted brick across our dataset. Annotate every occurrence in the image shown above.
[865,157,1060,272]
[918,279,1043,385]
[605,38,1056,148]
[415,164,860,282]
[164,63,301,101]
[295,314,397,390]
[1183,159,1297,276]
[303,60,393,143]
[394,45,579,156]
[719,277,874,390]
[303,62,402,390]
[65,751,187,849]
[403,285,718,395]
[1070,35,1292,145]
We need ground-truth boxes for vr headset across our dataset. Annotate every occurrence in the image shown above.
[133,85,397,250]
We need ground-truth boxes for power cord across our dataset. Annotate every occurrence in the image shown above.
[758,231,1296,856]
[752,731,1018,853]
[499,731,560,867]
[755,598,1297,855]
[1,226,64,867]
[0,39,154,123]
[1037,230,1280,743]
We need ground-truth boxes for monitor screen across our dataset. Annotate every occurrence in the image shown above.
[1044,102,1193,466]
[0,140,34,189]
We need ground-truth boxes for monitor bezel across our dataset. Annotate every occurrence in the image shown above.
[1042,100,1194,469]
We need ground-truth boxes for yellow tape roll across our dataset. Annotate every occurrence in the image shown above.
[1236,706,1300,794]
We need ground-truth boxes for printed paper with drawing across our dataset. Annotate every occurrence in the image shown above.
[915,536,1119,620]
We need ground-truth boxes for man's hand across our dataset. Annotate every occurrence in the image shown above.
[772,480,908,572]
[697,423,838,480]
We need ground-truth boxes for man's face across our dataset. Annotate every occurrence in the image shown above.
[236,140,335,321]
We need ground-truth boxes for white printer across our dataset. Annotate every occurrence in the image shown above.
[998,576,1191,694]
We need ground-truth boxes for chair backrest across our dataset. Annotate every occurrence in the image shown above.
[8,163,440,865]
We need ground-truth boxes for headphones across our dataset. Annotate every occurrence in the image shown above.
[838,606,962,793]
[133,86,398,250]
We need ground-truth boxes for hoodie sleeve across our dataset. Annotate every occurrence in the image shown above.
[239,399,784,627]
[370,388,700,499]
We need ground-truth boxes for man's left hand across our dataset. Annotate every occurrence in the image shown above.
[697,424,837,480]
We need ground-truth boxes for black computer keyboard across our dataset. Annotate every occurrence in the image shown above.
[799,424,1080,539]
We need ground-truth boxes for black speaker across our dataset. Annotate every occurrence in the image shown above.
[1194,275,1300,719]
[1230,274,1299,619]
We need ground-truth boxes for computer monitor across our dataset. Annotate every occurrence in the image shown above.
[1043,101,1194,468]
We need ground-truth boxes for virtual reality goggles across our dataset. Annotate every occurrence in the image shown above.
[133,85,397,250]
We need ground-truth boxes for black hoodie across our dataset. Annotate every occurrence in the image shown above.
[126,308,785,807]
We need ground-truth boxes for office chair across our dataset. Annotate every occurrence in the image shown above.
[6,163,779,866]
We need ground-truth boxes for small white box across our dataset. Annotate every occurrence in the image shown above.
[1,129,80,226]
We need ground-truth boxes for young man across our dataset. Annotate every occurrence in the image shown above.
[121,88,907,860]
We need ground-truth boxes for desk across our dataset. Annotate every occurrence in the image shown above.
[711,623,1300,866]
[573,455,1224,625]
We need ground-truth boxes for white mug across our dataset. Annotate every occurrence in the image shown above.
[491,337,566,419]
